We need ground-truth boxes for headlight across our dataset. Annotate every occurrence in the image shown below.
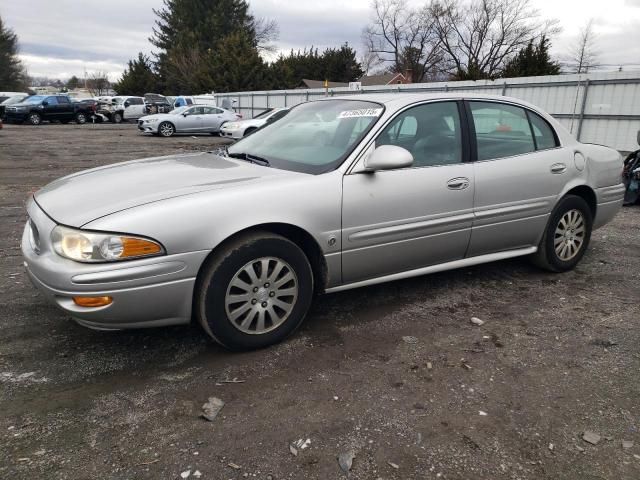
[146,118,159,123]
[51,225,164,263]
[225,123,240,129]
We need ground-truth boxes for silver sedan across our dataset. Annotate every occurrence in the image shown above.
[22,93,625,350]
[137,105,240,136]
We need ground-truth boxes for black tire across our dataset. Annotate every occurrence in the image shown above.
[158,121,175,137]
[531,194,593,272]
[195,231,314,350]
[112,112,123,123]
[27,112,42,125]
[75,112,87,124]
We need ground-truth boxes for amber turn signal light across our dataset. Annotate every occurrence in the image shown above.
[73,296,113,308]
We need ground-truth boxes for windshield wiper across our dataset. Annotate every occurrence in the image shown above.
[227,152,271,167]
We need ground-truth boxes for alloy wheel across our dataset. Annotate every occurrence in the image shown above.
[224,257,298,335]
[554,209,585,261]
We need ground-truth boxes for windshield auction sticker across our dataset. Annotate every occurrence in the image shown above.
[338,108,383,119]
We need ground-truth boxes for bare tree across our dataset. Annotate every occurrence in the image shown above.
[85,70,111,96]
[430,0,558,80]
[567,19,599,74]
[363,0,443,82]
[254,17,280,54]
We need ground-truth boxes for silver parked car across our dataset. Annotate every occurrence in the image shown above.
[220,107,289,139]
[22,93,624,350]
[138,104,240,137]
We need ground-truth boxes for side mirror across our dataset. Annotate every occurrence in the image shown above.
[42,101,48,106]
[182,112,188,117]
[124,101,130,108]
[363,145,414,171]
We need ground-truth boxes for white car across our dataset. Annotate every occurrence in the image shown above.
[97,96,146,123]
[220,108,289,139]
[137,105,240,137]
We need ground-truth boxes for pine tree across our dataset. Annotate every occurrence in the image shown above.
[150,0,262,93]
[113,53,160,95]
[503,36,560,78]
[66,75,81,90]
[0,16,27,90]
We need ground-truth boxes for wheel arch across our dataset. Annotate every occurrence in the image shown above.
[195,222,329,296]
[563,184,597,219]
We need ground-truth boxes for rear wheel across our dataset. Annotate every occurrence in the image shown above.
[531,194,593,272]
[195,232,314,350]
[28,112,42,125]
[158,121,175,137]
[112,112,123,124]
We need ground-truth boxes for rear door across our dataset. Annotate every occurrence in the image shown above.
[55,96,74,120]
[341,101,475,284]
[466,100,571,256]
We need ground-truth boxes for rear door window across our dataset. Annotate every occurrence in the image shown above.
[45,96,58,105]
[469,102,535,160]
[527,111,558,150]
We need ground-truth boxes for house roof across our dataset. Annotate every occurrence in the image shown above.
[359,72,406,86]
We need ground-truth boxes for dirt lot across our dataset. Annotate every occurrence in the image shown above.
[1,123,639,480]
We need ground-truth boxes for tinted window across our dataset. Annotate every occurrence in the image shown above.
[45,96,58,105]
[57,96,70,104]
[189,106,205,115]
[470,102,535,160]
[377,101,462,167]
[202,107,216,114]
[186,98,193,105]
[527,111,558,150]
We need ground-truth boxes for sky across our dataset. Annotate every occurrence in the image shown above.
[1,0,639,82]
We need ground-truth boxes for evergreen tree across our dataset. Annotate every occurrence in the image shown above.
[150,0,263,93]
[503,36,560,78]
[113,53,160,95]
[268,44,363,89]
[0,16,27,90]
[66,75,81,90]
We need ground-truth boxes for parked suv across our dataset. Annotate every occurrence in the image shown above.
[4,95,93,125]
[98,96,146,123]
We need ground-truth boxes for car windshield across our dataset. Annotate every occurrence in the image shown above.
[252,108,274,119]
[2,95,27,105]
[169,106,189,115]
[21,95,47,104]
[227,100,383,174]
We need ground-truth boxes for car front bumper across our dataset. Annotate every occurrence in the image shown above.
[137,121,159,133]
[4,111,29,122]
[22,199,210,330]
[219,128,243,139]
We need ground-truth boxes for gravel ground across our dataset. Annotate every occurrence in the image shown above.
[1,123,639,480]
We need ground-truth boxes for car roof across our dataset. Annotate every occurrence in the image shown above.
[328,92,539,110]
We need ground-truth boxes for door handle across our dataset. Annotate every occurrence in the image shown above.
[447,177,470,190]
[550,163,567,174]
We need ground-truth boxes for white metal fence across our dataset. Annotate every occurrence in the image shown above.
[214,70,640,152]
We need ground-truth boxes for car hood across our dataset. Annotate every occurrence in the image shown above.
[34,152,297,227]
[139,113,176,122]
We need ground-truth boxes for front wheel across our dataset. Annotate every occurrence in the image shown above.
[112,112,123,124]
[531,194,593,272]
[195,232,314,350]
[158,121,175,137]
[28,112,42,125]
[75,112,87,124]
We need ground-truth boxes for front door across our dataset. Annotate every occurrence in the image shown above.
[181,106,204,132]
[341,101,475,284]
[466,100,571,257]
